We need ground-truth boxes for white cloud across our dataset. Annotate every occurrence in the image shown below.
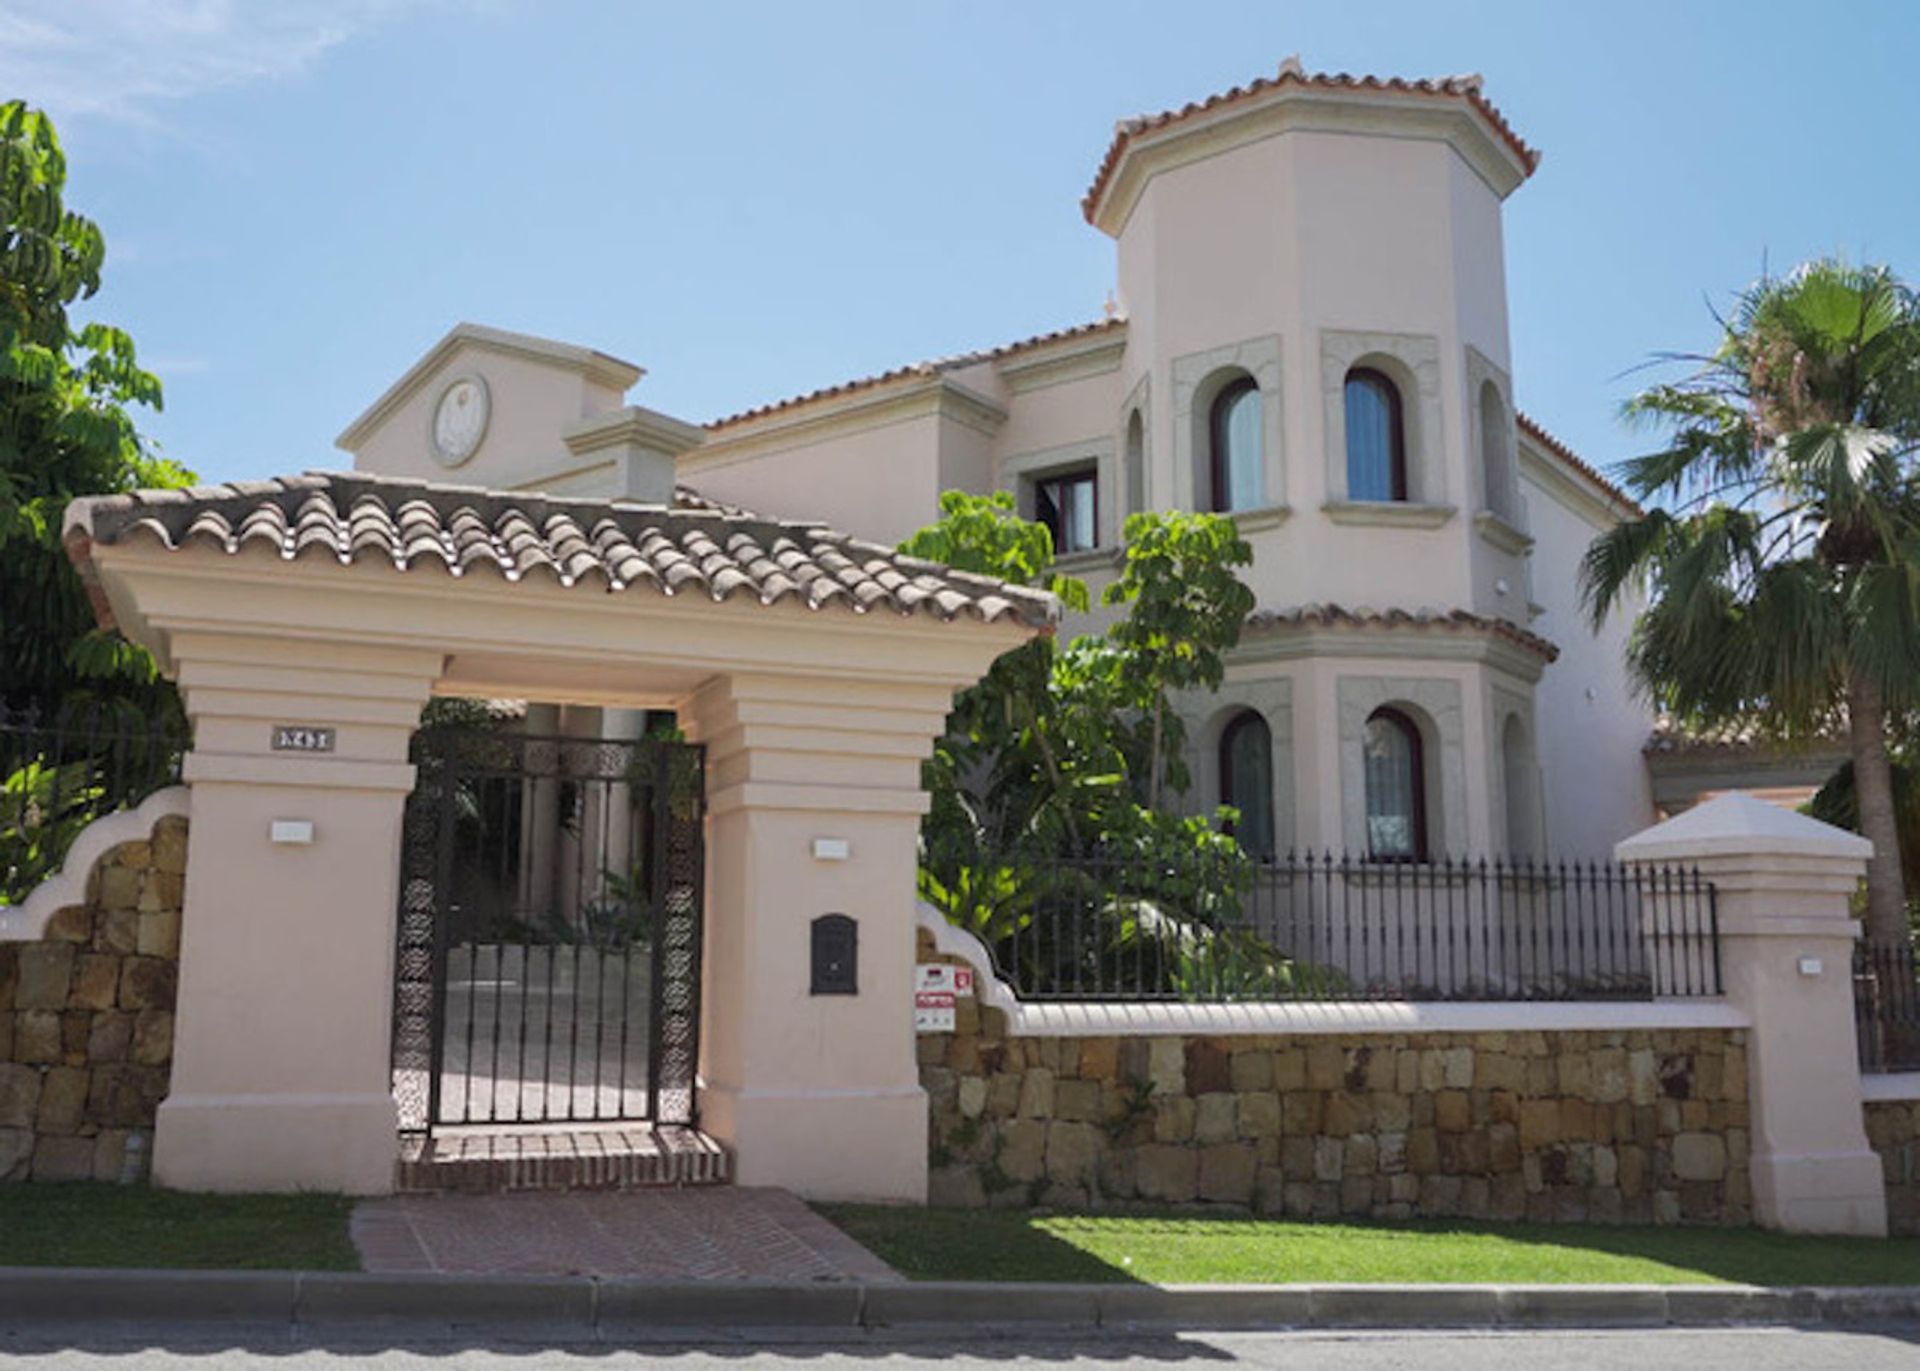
[0,0,442,125]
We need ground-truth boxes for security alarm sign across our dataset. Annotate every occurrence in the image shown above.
[914,962,974,1032]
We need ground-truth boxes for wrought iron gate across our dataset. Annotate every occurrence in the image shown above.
[391,725,705,1135]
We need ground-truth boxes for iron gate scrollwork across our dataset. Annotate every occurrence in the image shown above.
[391,725,705,1134]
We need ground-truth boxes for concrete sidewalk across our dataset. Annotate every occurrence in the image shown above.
[1,1269,1919,1337]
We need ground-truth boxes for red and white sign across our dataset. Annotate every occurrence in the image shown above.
[914,963,975,1030]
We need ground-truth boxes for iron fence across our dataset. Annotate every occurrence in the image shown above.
[1855,940,1920,1072]
[931,850,1721,1003]
[0,703,187,905]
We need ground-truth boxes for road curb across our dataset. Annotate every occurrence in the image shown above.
[0,1269,1916,1334]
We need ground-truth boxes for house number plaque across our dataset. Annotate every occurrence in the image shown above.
[271,725,336,753]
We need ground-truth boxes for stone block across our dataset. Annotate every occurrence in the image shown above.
[1281,1091,1323,1134]
[1053,1078,1099,1123]
[1671,1132,1727,1182]
[1372,1091,1412,1132]
[1420,1173,1464,1216]
[1377,1131,1407,1174]
[67,953,119,1012]
[16,945,75,1011]
[1280,1135,1315,1181]
[0,944,15,1008]
[1135,1145,1198,1202]
[43,906,90,945]
[96,864,141,914]
[1306,1042,1345,1091]
[1558,1051,1592,1097]
[132,1010,174,1067]
[1489,1170,1528,1220]
[1438,1131,1489,1175]
[1434,1090,1471,1133]
[1229,1050,1272,1093]
[1519,1098,1560,1149]
[1489,1121,1521,1172]
[100,908,138,956]
[153,816,189,875]
[0,1063,42,1128]
[136,909,182,960]
[31,1134,95,1182]
[118,956,177,1012]
[1017,1067,1054,1119]
[14,1011,61,1064]
[1313,1136,1344,1182]
[1628,1049,1658,1106]
[1078,1038,1117,1082]
[1272,1047,1306,1092]
[1147,1038,1185,1095]
[998,1118,1046,1183]
[1345,1134,1379,1177]
[1185,1040,1232,1094]
[986,1072,1020,1117]
[0,1127,32,1180]
[957,1076,987,1119]
[35,1065,88,1133]
[1238,1091,1280,1138]
[1195,1092,1238,1144]
[1046,1120,1102,1185]
[1419,1048,1447,1092]
[1559,1096,1595,1140]
[1153,1094,1196,1143]
[1406,1127,1440,1175]
[1324,1091,1368,1137]
[1442,1046,1474,1089]
[1198,1143,1256,1203]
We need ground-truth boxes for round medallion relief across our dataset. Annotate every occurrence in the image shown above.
[430,375,490,467]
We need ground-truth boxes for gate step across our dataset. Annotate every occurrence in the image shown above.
[397,1125,730,1193]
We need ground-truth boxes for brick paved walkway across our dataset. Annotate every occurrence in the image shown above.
[351,1187,902,1282]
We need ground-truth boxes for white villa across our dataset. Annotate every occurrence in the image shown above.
[336,61,1808,862]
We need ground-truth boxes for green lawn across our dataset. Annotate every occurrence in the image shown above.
[820,1205,1920,1287]
[0,1184,358,1270]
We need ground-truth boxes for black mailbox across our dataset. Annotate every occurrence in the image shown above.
[810,913,858,995]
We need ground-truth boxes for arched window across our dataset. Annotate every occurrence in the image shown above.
[1208,378,1263,513]
[1125,410,1145,514]
[1219,710,1275,860]
[1363,707,1426,860]
[1344,368,1407,502]
[1479,381,1511,518]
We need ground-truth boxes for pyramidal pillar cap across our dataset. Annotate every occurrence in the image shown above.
[1614,790,1872,865]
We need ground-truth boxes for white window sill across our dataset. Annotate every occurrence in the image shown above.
[1224,503,1292,534]
[1052,546,1122,575]
[1473,508,1534,554]
[1322,500,1457,529]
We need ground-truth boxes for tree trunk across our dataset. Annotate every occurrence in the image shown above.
[1847,670,1910,946]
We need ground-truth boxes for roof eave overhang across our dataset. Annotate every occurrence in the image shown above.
[1088,89,1535,238]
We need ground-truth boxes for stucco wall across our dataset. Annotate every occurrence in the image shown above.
[0,815,185,1183]
[1522,460,1655,857]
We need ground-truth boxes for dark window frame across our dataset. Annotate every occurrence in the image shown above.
[1208,376,1261,513]
[1034,466,1100,555]
[1218,709,1275,861]
[1363,705,1429,862]
[1344,367,1409,503]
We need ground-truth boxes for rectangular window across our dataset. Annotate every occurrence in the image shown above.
[1034,468,1098,555]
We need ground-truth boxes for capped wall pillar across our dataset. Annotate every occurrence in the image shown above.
[1617,792,1886,1235]
[151,633,440,1194]
[683,672,956,1202]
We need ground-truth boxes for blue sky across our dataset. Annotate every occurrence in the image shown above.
[9,0,1919,489]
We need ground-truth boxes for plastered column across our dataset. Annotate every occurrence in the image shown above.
[1617,792,1886,1235]
[683,672,956,1202]
[152,632,440,1194]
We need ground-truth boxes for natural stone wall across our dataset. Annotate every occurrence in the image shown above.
[917,943,1752,1224]
[1865,1098,1920,1236]
[0,815,185,1183]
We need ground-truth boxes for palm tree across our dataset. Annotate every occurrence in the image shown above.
[1582,260,1920,947]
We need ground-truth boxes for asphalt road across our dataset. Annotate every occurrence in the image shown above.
[1,1327,1918,1369]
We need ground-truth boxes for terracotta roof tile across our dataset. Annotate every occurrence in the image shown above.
[63,472,1058,631]
[1245,603,1560,663]
[1083,64,1540,224]
[706,316,1127,431]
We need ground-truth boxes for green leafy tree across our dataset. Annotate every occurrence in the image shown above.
[0,99,191,724]
[1582,260,1920,945]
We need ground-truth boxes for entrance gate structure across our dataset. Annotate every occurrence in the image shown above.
[391,725,705,1139]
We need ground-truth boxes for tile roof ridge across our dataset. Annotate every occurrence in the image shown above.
[1514,412,1642,516]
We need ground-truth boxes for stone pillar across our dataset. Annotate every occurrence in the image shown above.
[682,672,956,1202]
[1616,791,1887,1235]
[151,633,440,1194]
